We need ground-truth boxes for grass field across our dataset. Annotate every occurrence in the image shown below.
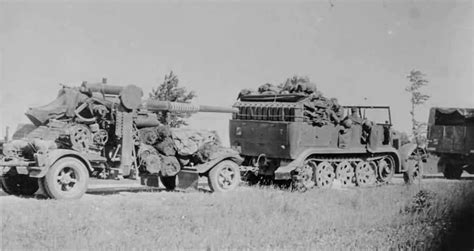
[1,178,473,250]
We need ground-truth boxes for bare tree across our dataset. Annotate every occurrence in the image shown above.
[149,71,196,128]
[403,70,430,184]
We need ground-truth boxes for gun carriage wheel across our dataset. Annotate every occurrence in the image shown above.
[42,157,89,199]
[208,160,241,192]
[0,174,39,196]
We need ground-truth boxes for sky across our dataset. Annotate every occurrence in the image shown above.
[0,0,473,145]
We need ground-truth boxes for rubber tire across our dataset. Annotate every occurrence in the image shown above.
[403,160,422,184]
[0,174,39,196]
[43,157,89,200]
[208,160,241,193]
[377,157,395,183]
[160,176,176,190]
[444,164,463,179]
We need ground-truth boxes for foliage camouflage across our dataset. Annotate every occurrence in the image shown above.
[150,71,197,128]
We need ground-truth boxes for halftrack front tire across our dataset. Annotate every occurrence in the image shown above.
[43,157,89,200]
[160,176,177,190]
[403,159,422,184]
[208,160,241,193]
[377,156,395,183]
[0,174,39,196]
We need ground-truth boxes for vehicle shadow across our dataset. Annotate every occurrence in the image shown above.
[421,174,474,181]
[0,190,49,200]
[1,182,213,199]
[86,185,212,196]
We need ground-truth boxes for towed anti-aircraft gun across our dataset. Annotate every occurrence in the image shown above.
[0,80,242,199]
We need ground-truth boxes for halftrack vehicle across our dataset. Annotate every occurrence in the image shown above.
[427,107,474,179]
[230,93,407,190]
[0,80,242,199]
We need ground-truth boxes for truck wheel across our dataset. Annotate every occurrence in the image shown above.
[43,157,89,199]
[444,164,462,179]
[208,160,241,192]
[160,176,176,190]
[0,174,39,196]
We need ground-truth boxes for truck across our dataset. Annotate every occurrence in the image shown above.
[426,107,474,179]
[0,80,242,199]
[229,92,411,190]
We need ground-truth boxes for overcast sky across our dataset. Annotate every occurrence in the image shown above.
[0,0,472,144]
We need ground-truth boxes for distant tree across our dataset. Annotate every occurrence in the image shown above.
[149,71,196,128]
[405,70,430,146]
[399,131,411,146]
[392,130,411,146]
[403,70,430,184]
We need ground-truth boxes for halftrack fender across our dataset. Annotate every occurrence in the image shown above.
[195,151,244,174]
[30,149,93,178]
[274,148,320,180]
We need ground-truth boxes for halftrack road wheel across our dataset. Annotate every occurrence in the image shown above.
[43,157,89,199]
[0,174,39,196]
[208,160,241,192]
[315,161,335,188]
[335,161,355,187]
[377,156,395,183]
[292,159,316,191]
[355,161,377,187]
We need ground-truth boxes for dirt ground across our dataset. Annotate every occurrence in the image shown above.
[1,173,473,250]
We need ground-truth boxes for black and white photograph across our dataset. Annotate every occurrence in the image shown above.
[0,0,473,250]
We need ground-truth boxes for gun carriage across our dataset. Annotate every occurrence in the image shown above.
[1,80,241,199]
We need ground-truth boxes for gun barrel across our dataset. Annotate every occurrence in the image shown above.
[81,83,124,95]
[145,100,237,113]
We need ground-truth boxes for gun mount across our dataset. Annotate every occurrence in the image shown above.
[1,80,241,199]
